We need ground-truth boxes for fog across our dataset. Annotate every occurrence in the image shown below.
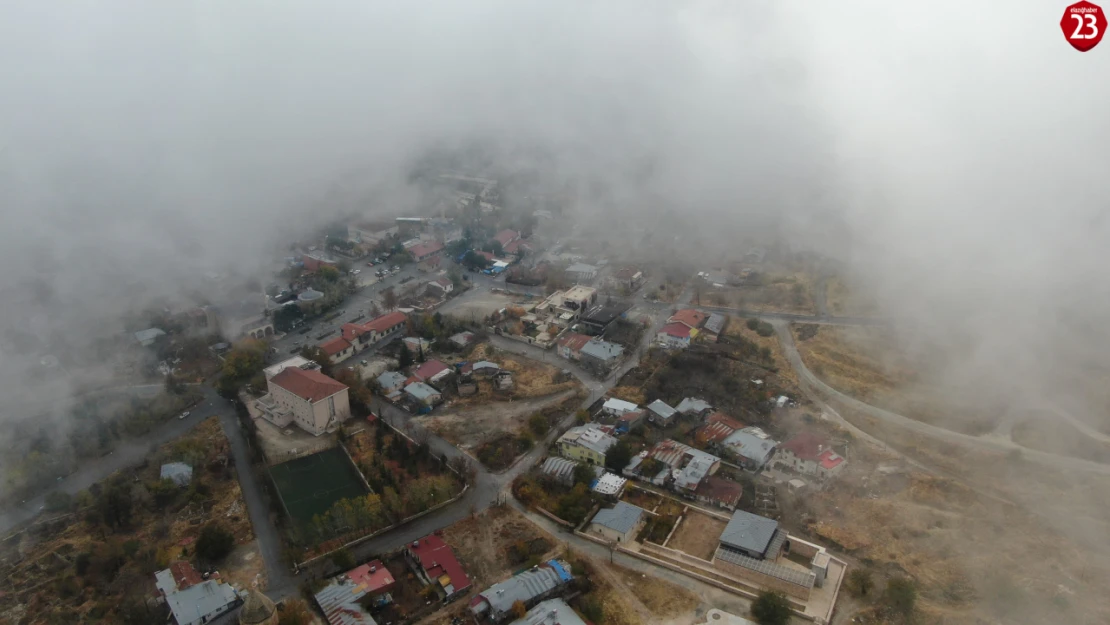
[1,0,1109,614]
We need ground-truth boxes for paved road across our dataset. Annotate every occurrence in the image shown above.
[698,304,891,327]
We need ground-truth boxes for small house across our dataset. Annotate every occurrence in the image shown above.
[602,397,638,418]
[588,502,645,543]
[405,382,442,407]
[645,399,677,426]
[404,535,471,601]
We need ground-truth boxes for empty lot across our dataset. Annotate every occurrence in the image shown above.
[666,508,728,561]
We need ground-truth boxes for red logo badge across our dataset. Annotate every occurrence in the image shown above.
[1061,1,1106,52]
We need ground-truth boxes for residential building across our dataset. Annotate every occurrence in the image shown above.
[134,327,166,347]
[412,359,452,386]
[404,535,471,601]
[403,336,432,354]
[657,322,694,348]
[426,276,454,296]
[579,300,631,333]
[669,309,709,330]
[540,457,587,486]
[557,425,618,466]
[503,238,531,256]
[410,240,445,262]
[615,409,644,433]
[602,397,638,418]
[493,370,513,390]
[239,317,275,340]
[720,427,778,471]
[612,267,645,291]
[775,432,847,479]
[508,599,586,625]
[556,333,591,361]
[695,475,743,511]
[579,338,624,375]
[449,331,476,348]
[263,356,315,380]
[676,397,712,417]
[470,360,501,376]
[315,560,396,625]
[319,336,354,362]
[719,510,781,560]
[377,371,408,395]
[645,399,678,426]
[588,502,645,543]
[338,311,408,355]
[695,412,745,446]
[712,509,819,600]
[419,254,444,272]
[255,367,351,436]
[405,382,442,407]
[469,560,573,623]
[160,462,193,487]
[302,252,338,273]
[561,286,598,315]
[623,439,721,494]
[154,561,240,625]
[592,472,628,498]
[565,263,599,282]
[493,229,520,248]
[701,313,727,342]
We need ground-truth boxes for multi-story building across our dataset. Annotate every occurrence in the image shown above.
[556,424,618,466]
[256,366,351,436]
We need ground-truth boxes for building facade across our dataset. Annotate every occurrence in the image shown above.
[256,367,351,436]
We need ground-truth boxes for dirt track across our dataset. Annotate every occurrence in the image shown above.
[415,389,578,449]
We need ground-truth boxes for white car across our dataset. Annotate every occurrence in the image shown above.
[352,269,361,275]
[179,411,190,420]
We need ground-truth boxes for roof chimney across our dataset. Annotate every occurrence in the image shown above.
[370,565,376,573]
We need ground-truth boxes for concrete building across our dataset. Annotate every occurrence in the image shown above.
[338,311,408,356]
[263,356,316,380]
[721,427,778,471]
[256,366,351,436]
[409,240,445,262]
[556,332,591,361]
[405,382,442,407]
[712,510,819,600]
[561,286,598,315]
[469,560,573,623]
[775,432,846,479]
[579,300,631,333]
[588,501,645,543]
[508,599,586,625]
[319,335,355,362]
[154,561,240,625]
[377,371,408,395]
[601,397,638,418]
[657,322,694,348]
[565,263,599,282]
[579,338,625,376]
[412,359,452,386]
[668,309,709,330]
[645,399,678,426]
[557,425,618,466]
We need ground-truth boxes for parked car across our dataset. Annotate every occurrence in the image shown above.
[366,261,375,266]
[352,269,361,274]
[391,265,400,272]
[178,411,190,420]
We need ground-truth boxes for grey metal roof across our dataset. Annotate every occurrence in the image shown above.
[510,598,587,625]
[164,579,239,625]
[580,338,624,361]
[719,510,779,556]
[475,561,571,616]
[676,398,711,414]
[314,577,377,625]
[377,371,407,389]
[558,425,618,456]
[565,263,598,274]
[721,428,778,465]
[540,457,578,485]
[134,327,166,345]
[405,382,440,400]
[590,501,644,534]
[646,400,677,419]
[704,313,726,334]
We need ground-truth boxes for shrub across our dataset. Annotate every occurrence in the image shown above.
[195,523,235,563]
[847,569,873,597]
[750,590,791,625]
[884,577,917,616]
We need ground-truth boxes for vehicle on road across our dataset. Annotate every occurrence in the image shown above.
[178,411,190,420]
[366,260,375,266]
[352,269,361,274]
[391,265,400,272]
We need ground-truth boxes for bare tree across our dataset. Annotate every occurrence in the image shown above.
[382,287,398,311]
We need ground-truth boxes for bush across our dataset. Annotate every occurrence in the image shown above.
[45,491,73,512]
[750,590,791,625]
[846,568,874,598]
[605,441,632,472]
[528,413,550,437]
[578,595,605,624]
[884,577,917,616]
[330,548,355,571]
[195,523,235,563]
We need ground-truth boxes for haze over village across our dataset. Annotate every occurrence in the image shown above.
[0,2,1109,625]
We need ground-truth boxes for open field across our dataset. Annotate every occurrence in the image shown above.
[722,317,798,392]
[1011,417,1110,463]
[792,324,1003,435]
[439,505,553,588]
[825,275,882,317]
[270,447,368,525]
[700,271,817,316]
[666,510,727,561]
[417,389,578,451]
[439,291,528,322]
[461,342,582,400]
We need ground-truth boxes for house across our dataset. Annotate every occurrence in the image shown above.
[718,510,781,560]
[775,432,847,479]
[645,399,678,426]
[134,327,166,347]
[319,336,354,362]
[263,356,316,380]
[565,263,599,282]
[701,313,727,342]
[592,472,628,498]
[412,359,452,386]
[588,502,645,543]
[419,254,444,272]
[160,462,193,487]
[410,240,445,262]
[669,309,709,330]
[657,322,694,348]
[579,338,624,376]
[449,331,476,348]
[426,276,454,296]
[493,229,520,249]
[712,509,820,600]
[561,286,598,315]
[695,475,743,511]
[469,560,573,623]
[612,267,645,291]
[471,360,501,376]
[602,397,639,418]
[508,599,586,625]
[557,425,618,465]
[720,426,778,471]
[256,366,351,436]
[540,457,589,486]
[154,561,240,625]
[377,371,408,395]
[615,410,644,433]
[302,252,338,272]
[623,439,721,494]
[339,311,408,355]
[579,300,632,333]
[493,370,513,390]
[695,412,746,446]
[676,397,712,417]
[556,333,591,361]
[314,560,397,624]
[405,382,442,407]
[404,535,471,601]
[503,238,531,256]
[403,336,432,355]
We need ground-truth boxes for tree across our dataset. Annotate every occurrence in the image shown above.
[45,491,73,512]
[318,265,340,282]
[463,250,492,271]
[164,373,182,395]
[330,548,355,571]
[884,577,916,617]
[398,343,414,369]
[273,305,305,332]
[221,340,267,381]
[382,287,398,311]
[528,413,550,437]
[572,462,596,486]
[195,523,235,563]
[605,440,633,472]
[750,590,792,625]
[847,569,874,597]
[300,345,334,377]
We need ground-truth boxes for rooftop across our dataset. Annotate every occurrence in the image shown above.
[493,229,520,246]
[669,308,709,329]
[696,412,746,444]
[566,263,599,275]
[582,300,631,326]
[558,425,618,455]
[314,576,377,625]
[346,560,396,594]
[163,578,238,625]
[719,509,779,556]
[582,338,624,361]
[721,427,778,465]
[603,397,639,413]
[557,332,592,352]
[377,370,408,389]
[704,313,727,334]
[320,336,352,357]
[780,432,831,461]
[408,535,471,595]
[509,598,587,625]
[413,359,450,381]
[592,472,628,496]
[660,322,692,339]
[270,367,348,403]
[676,398,712,414]
[471,560,572,616]
[563,285,597,302]
[591,501,645,534]
[405,382,440,400]
[646,399,677,420]
[264,355,315,379]
[410,240,445,257]
[696,475,743,507]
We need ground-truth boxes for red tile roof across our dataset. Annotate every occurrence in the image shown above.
[346,560,396,595]
[780,431,830,461]
[410,240,444,259]
[169,561,203,590]
[413,359,450,381]
[407,535,470,594]
[364,311,408,333]
[320,336,352,357]
[818,448,845,470]
[557,332,591,352]
[270,367,348,402]
[659,322,692,339]
[493,229,519,247]
[695,476,743,507]
[669,309,708,329]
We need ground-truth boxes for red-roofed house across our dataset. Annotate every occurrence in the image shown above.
[340,311,409,354]
[346,560,397,604]
[668,309,709,330]
[404,535,471,601]
[776,432,847,478]
[257,367,351,436]
[302,253,338,273]
[167,561,203,590]
[695,475,743,511]
[493,229,520,248]
[412,359,451,386]
[320,336,354,361]
[503,238,530,255]
[556,333,591,361]
[410,240,445,262]
[657,322,694,349]
[695,412,746,446]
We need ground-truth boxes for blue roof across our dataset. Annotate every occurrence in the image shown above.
[547,560,572,583]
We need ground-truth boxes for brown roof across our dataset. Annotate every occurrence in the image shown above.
[780,431,830,461]
[410,240,444,258]
[320,336,352,356]
[659,322,692,339]
[558,332,591,351]
[413,359,450,381]
[669,309,708,329]
[696,476,743,507]
[364,311,408,333]
[696,412,745,444]
[493,229,519,246]
[270,367,347,402]
[168,561,202,590]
